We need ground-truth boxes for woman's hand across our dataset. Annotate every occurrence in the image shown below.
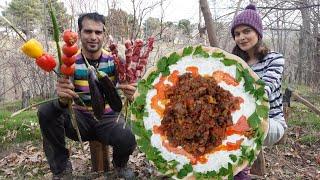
[56,77,78,106]
[117,83,137,101]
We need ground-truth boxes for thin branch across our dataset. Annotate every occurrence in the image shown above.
[258,4,320,11]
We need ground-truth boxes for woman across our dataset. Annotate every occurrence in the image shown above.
[230,4,287,179]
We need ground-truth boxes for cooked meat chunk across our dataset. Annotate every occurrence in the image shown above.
[159,73,241,157]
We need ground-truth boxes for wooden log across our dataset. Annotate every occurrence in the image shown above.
[277,88,292,144]
[276,102,289,144]
[89,141,110,172]
[103,145,111,172]
[250,150,265,176]
[291,91,320,116]
[283,87,320,116]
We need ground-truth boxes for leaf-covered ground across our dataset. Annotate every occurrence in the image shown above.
[0,97,319,179]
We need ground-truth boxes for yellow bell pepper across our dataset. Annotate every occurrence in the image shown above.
[21,39,44,58]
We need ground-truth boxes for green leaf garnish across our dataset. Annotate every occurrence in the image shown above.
[134,94,146,106]
[138,79,149,95]
[242,69,255,93]
[247,112,261,129]
[193,45,209,58]
[222,58,237,66]
[162,67,170,76]
[146,71,160,85]
[157,56,168,72]
[229,154,238,162]
[254,128,264,148]
[254,86,265,100]
[177,164,193,179]
[218,167,228,176]
[248,149,256,164]
[256,105,269,118]
[256,79,265,86]
[227,163,233,178]
[236,67,242,82]
[167,52,181,65]
[182,46,193,57]
[211,51,225,58]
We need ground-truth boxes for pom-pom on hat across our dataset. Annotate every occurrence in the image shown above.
[230,4,263,39]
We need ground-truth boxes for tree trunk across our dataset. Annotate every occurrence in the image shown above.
[297,0,313,85]
[311,6,319,91]
[43,0,55,98]
[199,0,218,47]
[22,90,31,108]
[130,0,137,40]
[0,69,5,102]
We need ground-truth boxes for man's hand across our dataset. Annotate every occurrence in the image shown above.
[56,77,78,106]
[117,83,137,101]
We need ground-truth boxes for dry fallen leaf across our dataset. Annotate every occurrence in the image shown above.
[316,154,320,165]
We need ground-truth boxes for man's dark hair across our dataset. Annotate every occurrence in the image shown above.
[78,12,106,32]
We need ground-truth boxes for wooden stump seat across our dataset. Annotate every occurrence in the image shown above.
[89,141,110,172]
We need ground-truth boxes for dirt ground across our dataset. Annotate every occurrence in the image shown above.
[1,99,320,179]
[0,124,319,179]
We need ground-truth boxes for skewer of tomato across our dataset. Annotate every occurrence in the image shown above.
[61,29,79,76]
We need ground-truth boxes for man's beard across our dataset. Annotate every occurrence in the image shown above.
[86,44,102,53]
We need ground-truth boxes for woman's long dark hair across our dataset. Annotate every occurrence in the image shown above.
[232,40,270,62]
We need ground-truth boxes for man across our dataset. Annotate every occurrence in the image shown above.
[38,12,137,180]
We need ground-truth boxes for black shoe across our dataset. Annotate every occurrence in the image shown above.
[114,165,135,180]
[52,161,73,180]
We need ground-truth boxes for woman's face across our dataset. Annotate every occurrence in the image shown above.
[234,25,259,52]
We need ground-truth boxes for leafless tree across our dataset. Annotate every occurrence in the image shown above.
[129,0,162,39]
[199,0,218,47]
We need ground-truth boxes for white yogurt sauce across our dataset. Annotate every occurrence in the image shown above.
[142,55,257,173]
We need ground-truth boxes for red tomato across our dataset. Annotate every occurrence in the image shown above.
[62,54,76,66]
[35,53,57,72]
[62,29,78,46]
[60,64,75,76]
[62,43,78,57]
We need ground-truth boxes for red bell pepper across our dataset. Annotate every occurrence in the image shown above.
[35,53,57,72]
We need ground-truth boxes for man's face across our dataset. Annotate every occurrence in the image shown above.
[79,18,105,53]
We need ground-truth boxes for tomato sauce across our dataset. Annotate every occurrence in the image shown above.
[186,66,199,77]
[153,125,164,135]
[212,71,239,86]
[151,71,180,116]
[162,140,198,165]
[225,115,250,136]
[213,139,244,152]
[168,70,179,85]
[151,77,167,116]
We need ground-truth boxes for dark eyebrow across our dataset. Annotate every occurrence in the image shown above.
[235,27,253,34]
[83,29,104,33]
[243,27,253,31]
